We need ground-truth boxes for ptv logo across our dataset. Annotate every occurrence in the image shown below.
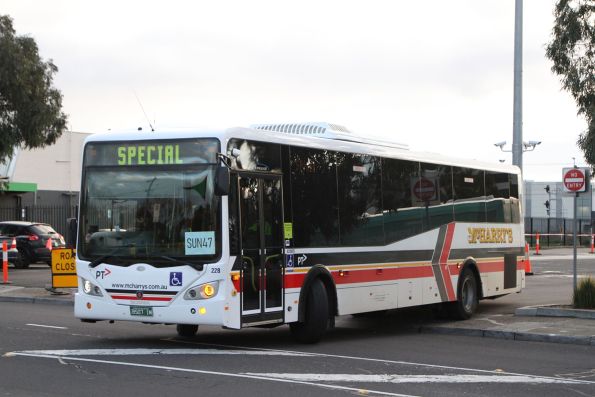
[95,268,112,279]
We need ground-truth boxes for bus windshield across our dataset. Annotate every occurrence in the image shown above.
[79,142,220,268]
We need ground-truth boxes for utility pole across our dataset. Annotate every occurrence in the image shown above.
[512,0,523,171]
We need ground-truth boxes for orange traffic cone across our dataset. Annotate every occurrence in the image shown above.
[524,242,533,275]
[46,237,53,251]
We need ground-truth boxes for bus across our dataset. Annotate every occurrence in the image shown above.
[74,123,525,343]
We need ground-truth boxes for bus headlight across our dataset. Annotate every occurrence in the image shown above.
[82,278,103,297]
[184,281,219,300]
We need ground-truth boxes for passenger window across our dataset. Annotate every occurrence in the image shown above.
[452,167,485,222]
[485,171,510,223]
[382,159,423,242]
[290,147,339,247]
[419,163,454,231]
[337,153,382,246]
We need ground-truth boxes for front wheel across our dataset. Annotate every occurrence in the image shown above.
[448,267,478,320]
[290,278,329,344]
[176,324,198,338]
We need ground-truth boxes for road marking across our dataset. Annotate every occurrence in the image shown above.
[26,324,68,330]
[165,339,595,385]
[9,348,312,357]
[8,353,418,397]
[247,373,586,384]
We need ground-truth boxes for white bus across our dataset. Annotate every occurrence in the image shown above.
[74,123,525,343]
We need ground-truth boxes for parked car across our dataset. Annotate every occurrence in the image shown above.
[0,221,66,268]
[0,235,22,268]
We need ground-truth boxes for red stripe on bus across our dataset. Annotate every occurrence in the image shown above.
[110,295,172,302]
[477,261,505,273]
[283,265,434,289]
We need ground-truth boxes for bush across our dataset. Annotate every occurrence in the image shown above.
[573,277,595,309]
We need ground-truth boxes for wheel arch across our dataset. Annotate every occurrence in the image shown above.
[460,258,483,299]
[297,265,337,322]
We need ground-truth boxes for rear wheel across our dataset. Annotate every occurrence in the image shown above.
[448,267,478,320]
[176,324,198,338]
[290,278,329,344]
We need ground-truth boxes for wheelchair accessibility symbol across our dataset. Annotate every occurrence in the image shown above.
[169,272,183,286]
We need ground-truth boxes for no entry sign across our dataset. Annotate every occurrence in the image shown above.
[413,178,435,201]
[562,167,588,193]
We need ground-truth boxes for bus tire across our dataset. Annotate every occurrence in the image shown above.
[449,267,478,320]
[176,324,198,338]
[290,278,329,344]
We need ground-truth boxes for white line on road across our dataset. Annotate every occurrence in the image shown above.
[8,348,312,357]
[246,373,587,384]
[166,338,595,385]
[25,324,68,330]
[7,353,418,397]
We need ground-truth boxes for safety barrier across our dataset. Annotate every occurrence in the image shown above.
[525,233,595,250]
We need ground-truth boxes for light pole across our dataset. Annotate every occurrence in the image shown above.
[512,0,523,170]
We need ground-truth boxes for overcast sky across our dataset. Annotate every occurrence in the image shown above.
[3,0,589,181]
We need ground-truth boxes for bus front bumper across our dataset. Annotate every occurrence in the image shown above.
[74,292,226,326]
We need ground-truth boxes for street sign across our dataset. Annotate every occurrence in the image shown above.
[51,248,78,288]
[562,167,588,193]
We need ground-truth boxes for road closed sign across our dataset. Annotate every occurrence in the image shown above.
[562,167,589,193]
[51,248,78,288]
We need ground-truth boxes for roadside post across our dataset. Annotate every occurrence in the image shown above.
[1,241,10,285]
[562,167,590,292]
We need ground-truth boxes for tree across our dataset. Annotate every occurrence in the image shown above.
[546,1,595,169]
[0,15,67,163]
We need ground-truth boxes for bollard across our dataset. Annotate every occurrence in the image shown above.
[1,240,10,285]
[535,232,541,255]
[591,234,594,255]
[524,242,533,275]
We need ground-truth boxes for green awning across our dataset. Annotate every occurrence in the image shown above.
[3,181,37,192]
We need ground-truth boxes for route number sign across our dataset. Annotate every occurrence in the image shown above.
[562,168,588,193]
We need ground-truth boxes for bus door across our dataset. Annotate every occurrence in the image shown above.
[237,173,284,325]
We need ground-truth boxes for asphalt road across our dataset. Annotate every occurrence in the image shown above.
[2,302,595,397]
[1,249,594,396]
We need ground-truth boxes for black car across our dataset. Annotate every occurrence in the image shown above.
[0,235,22,268]
[0,221,66,268]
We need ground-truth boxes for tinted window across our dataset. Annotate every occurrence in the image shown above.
[229,175,240,256]
[485,171,510,223]
[382,159,423,243]
[510,174,521,223]
[452,167,485,222]
[30,224,57,235]
[420,163,454,230]
[227,139,281,172]
[336,153,383,246]
[290,147,339,247]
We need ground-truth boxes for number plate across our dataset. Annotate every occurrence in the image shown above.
[130,306,153,317]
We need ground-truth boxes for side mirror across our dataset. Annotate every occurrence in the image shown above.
[67,217,78,249]
[214,166,230,196]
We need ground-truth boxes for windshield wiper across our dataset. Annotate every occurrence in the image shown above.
[158,255,204,271]
[88,245,134,268]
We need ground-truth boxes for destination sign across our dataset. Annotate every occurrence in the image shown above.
[84,139,219,166]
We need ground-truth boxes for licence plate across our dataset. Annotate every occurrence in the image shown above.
[130,306,153,317]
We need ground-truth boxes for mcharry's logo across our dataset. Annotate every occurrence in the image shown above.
[468,227,513,244]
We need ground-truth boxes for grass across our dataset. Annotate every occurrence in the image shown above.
[573,277,595,309]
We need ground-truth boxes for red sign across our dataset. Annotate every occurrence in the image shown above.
[414,178,435,201]
[563,168,586,192]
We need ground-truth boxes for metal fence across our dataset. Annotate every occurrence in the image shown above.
[0,205,78,237]
[525,217,594,247]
